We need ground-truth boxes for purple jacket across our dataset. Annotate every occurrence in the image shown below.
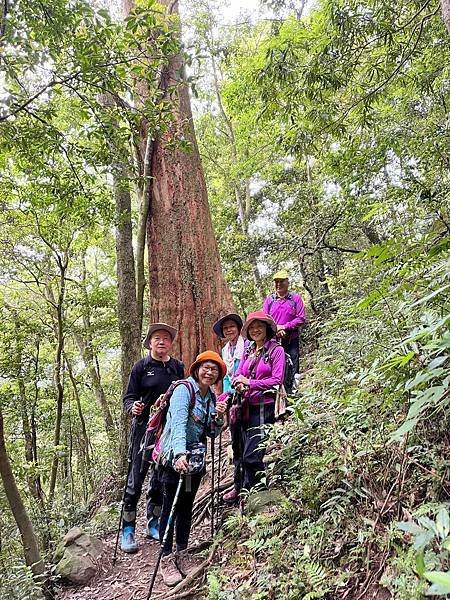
[234,340,286,405]
[262,291,306,338]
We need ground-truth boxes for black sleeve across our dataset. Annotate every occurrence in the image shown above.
[177,361,185,379]
[122,360,144,415]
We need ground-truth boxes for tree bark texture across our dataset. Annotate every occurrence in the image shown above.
[145,1,234,368]
[441,0,450,35]
[0,408,44,577]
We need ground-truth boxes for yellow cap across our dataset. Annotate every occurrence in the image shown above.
[273,269,289,280]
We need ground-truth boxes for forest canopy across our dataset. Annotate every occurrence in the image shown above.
[0,0,449,597]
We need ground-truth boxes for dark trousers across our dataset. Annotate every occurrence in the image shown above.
[232,403,275,492]
[159,468,202,555]
[282,335,299,375]
[123,421,163,525]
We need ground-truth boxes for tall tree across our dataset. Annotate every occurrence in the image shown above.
[144,0,235,367]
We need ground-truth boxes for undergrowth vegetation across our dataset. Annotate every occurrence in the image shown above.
[207,234,449,599]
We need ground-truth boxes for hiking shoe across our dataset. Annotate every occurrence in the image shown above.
[120,526,138,553]
[146,516,160,540]
[176,549,192,578]
[223,487,239,504]
[160,553,183,587]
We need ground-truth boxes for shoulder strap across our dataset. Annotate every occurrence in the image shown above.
[286,292,297,310]
[263,340,282,364]
[267,292,276,314]
[165,379,195,406]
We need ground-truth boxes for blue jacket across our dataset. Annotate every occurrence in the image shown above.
[160,376,222,461]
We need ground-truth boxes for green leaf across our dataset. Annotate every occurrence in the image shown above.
[415,551,425,577]
[411,284,450,307]
[396,521,425,535]
[414,529,435,550]
[424,571,450,590]
[390,418,417,441]
[436,508,450,540]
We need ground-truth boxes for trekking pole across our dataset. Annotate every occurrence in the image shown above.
[216,429,222,526]
[112,456,132,566]
[210,421,216,537]
[147,474,184,600]
[236,392,245,516]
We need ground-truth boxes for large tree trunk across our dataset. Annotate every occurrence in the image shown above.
[145,1,234,367]
[0,408,44,578]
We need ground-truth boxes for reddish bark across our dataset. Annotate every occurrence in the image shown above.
[121,0,234,368]
[147,16,234,367]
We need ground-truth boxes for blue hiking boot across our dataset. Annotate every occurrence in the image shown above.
[121,526,138,553]
[146,516,160,541]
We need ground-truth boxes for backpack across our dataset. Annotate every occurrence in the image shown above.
[244,341,294,394]
[140,380,196,466]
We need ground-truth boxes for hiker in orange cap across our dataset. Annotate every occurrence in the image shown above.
[157,351,228,586]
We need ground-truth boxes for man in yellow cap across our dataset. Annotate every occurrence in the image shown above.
[262,270,306,387]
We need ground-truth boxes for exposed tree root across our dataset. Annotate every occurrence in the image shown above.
[152,539,220,599]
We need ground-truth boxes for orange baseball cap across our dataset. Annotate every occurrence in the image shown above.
[189,351,227,379]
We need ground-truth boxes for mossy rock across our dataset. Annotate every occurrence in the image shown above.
[54,527,104,584]
[56,547,96,584]
[245,489,284,515]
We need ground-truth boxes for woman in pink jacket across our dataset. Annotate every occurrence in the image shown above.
[231,311,286,496]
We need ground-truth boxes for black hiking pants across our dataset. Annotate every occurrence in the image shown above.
[232,402,275,492]
[123,420,163,526]
[159,466,203,555]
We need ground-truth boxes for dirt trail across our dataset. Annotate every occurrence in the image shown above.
[57,433,233,600]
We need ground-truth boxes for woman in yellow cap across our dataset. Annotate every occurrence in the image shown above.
[157,351,228,586]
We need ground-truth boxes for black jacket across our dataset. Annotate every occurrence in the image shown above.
[123,355,185,424]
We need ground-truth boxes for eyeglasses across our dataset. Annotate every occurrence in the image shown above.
[201,365,219,374]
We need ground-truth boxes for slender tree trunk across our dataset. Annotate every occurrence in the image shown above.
[114,171,142,392]
[441,0,450,35]
[77,254,115,439]
[113,166,142,464]
[30,339,45,507]
[64,354,93,486]
[47,256,68,506]
[0,408,44,577]
[134,132,154,334]
[12,321,44,505]
[75,333,115,439]
[18,376,43,503]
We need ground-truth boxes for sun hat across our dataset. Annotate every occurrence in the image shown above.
[212,313,243,338]
[240,311,278,341]
[189,351,227,379]
[273,269,289,280]
[143,323,177,349]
